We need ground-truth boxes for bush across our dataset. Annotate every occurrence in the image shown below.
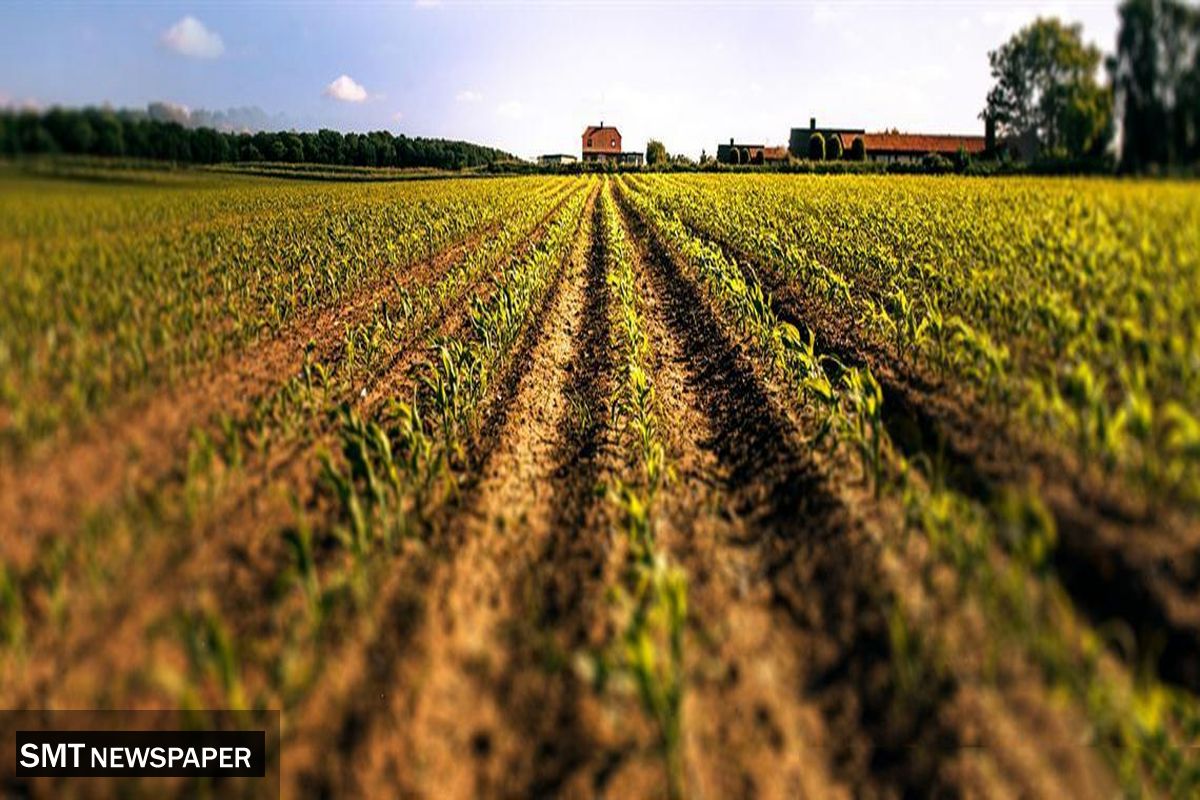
[827,135,844,161]
[849,137,867,161]
[808,133,826,161]
[921,153,954,173]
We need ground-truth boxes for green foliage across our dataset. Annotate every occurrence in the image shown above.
[827,134,844,161]
[623,171,1200,510]
[0,173,565,459]
[808,132,826,161]
[646,139,669,167]
[1110,0,1200,171]
[0,106,513,168]
[984,17,1114,159]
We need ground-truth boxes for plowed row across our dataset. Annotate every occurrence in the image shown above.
[1,169,1196,798]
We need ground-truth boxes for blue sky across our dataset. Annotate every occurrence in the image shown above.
[0,1,1119,160]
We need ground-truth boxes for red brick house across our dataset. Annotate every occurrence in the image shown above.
[583,123,621,160]
[581,123,643,165]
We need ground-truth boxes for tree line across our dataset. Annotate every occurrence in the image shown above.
[0,106,513,170]
[985,0,1200,171]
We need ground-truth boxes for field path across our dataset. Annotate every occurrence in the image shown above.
[349,185,618,798]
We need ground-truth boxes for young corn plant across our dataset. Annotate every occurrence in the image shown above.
[601,183,687,798]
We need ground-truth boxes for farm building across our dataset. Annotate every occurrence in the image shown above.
[538,153,578,166]
[788,118,867,159]
[787,116,994,163]
[716,141,791,166]
[862,132,988,163]
[582,123,644,166]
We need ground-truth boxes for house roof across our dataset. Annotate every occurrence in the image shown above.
[862,133,987,155]
[763,146,789,161]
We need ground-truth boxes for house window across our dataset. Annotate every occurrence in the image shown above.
[587,138,592,147]
[610,139,616,147]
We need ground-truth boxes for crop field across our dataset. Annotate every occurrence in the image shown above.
[1,165,1199,797]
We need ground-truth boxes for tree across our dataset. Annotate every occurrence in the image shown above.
[646,139,669,166]
[0,106,515,170]
[849,136,867,161]
[827,134,844,160]
[808,132,825,161]
[1109,0,1200,170]
[983,17,1113,160]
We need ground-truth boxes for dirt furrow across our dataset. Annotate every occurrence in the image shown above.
[613,203,849,800]
[352,185,612,798]
[287,184,599,798]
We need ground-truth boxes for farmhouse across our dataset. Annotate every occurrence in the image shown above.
[581,123,644,166]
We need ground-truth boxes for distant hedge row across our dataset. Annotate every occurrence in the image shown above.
[0,107,513,170]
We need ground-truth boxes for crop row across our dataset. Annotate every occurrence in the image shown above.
[0,177,585,715]
[616,176,1200,796]
[264,181,593,708]
[623,173,1200,511]
[594,182,687,798]
[0,174,571,459]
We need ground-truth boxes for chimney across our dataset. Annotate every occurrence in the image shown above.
[810,117,816,131]
[600,120,604,128]
[730,137,734,145]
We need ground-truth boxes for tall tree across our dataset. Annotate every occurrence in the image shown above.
[1110,0,1200,170]
[984,17,1113,160]
[645,139,668,166]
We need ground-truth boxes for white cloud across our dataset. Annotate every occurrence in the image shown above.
[456,89,483,104]
[496,100,524,119]
[161,16,224,59]
[324,74,368,103]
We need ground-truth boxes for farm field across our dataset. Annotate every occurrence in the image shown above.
[1,165,1199,797]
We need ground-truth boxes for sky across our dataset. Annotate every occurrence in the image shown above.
[0,1,1121,160]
